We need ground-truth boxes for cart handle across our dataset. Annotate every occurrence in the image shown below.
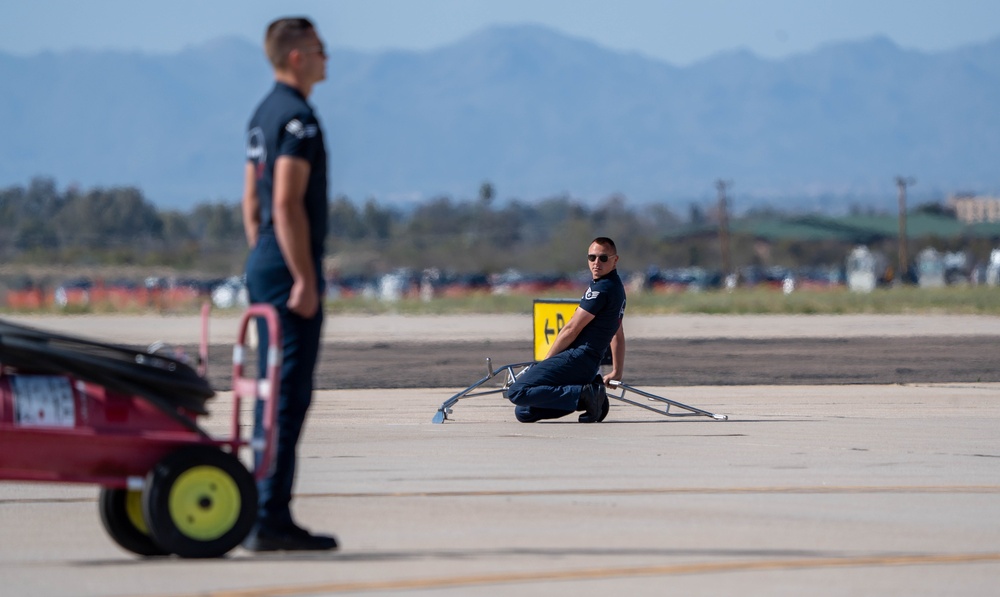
[232,304,281,482]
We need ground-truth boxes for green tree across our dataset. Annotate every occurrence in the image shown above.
[53,186,163,249]
[362,197,392,241]
[328,195,366,240]
[188,202,243,249]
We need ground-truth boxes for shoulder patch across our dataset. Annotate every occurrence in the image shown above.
[285,119,305,138]
[285,119,318,139]
[246,127,266,161]
[584,289,601,300]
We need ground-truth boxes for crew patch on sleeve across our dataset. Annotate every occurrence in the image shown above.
[246,127,266,161]
[285,119,319,139]
[285,119,304,137]
[584,289,601,300]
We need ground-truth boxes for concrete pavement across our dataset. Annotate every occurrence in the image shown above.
[2,382,999,596]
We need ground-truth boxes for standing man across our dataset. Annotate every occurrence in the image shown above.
[507,237,626,423]
[241,17,336,552]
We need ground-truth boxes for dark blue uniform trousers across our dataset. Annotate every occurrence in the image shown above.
[506,346,601,421]
[246,234,324,529]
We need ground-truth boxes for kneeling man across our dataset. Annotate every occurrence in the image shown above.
[507,237,626,423]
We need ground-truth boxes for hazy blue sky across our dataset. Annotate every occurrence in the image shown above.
[3,0,1000,65]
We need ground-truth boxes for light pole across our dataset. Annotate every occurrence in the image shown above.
[895,176,915,283]
[716,179,732,278]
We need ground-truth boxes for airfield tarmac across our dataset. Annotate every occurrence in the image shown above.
[1,313,999,596]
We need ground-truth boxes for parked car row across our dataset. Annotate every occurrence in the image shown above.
[4,249,995,311]
[3,276,240,312]
[847,245,995,292]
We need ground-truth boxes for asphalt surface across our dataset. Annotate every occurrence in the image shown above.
[16,312,985,391]
[287,335,1000,390]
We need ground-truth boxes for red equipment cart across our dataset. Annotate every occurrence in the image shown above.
[0,304,280,558]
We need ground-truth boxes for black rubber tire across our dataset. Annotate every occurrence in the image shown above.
[98,487,170,557]
[142,446,257,558]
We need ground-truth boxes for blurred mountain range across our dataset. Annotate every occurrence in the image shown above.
[2,24,999,211]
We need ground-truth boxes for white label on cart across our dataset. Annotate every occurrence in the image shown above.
[12,376,76,428]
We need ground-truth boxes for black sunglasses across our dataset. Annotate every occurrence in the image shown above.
[588,254,615,263]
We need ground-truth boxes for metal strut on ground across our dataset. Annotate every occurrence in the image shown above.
[432,358,728,423]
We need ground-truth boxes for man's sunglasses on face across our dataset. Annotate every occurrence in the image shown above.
[588,254,614,263]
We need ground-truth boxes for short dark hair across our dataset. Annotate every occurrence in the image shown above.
[264,17,315,69]
[591,237,617,253]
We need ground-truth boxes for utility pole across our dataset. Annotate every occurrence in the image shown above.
[895,176,915,283]
[716,179,732,278]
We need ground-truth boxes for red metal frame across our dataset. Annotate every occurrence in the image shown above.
[0,304,280,488]
[231,303,281,481]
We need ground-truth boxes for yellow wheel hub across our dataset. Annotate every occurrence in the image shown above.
[168,465,241,541]
[125,489,150,534]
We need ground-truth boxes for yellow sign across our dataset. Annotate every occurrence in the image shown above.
[532,299,578,361]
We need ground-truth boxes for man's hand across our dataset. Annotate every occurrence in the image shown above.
[602,323,626,386]
[287,278,319,318]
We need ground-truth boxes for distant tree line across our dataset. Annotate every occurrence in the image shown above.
[0,178,246,273]
[0,177,975,279]
[2,178,690,276]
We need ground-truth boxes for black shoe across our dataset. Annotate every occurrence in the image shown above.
[577,382,604,423]
[514,405,543,423]
[242,522,338,552]
[579,388,609,423]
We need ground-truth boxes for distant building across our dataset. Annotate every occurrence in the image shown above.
[948,194,1000,223]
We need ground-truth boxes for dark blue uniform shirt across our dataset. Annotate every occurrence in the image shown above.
[572,268,626,359]
[245,82,328,258]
